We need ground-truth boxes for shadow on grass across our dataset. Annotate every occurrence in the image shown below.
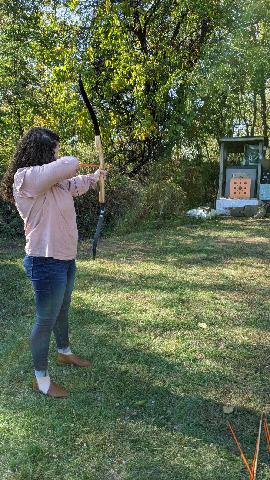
[77,263,270,336]
[81,217,270,267]
[1,222,270,479]
[1,320,268,479]
[1,318,268,479]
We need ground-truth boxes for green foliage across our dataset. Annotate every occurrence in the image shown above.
[184,0,270,140]
[115,179,187,234]
[0,0,236,174]
[74,170,140,237]
[0,0,270,237]
[0,166,140,238]
[169,143,220,207]
[0,199,24,237]
[77,0,229,174]
[116,140,219,234]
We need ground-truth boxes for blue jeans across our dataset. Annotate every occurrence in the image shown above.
[23,256,76,371]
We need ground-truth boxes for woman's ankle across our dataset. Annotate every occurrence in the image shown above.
[57,346,72,355]
[34,369,50,394]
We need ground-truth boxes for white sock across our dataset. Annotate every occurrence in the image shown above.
[35,371,50,394]
[58,347,72,355]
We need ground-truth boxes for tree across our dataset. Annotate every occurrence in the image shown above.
[72,0,234,175]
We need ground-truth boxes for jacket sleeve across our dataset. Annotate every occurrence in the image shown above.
[59,174,98,197]
[18,156,80,196]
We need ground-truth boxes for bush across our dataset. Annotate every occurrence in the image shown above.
[0,169,140,239]
[0,147,219,239]
[114,179,187,234]
[75,169,140,237]
[0,198,24,238]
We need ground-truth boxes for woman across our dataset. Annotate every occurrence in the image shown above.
[1,127,106,398]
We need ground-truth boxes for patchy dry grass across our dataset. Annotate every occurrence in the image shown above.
[0,217,270,479]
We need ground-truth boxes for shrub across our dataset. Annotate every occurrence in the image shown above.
[0,146,219,238]
[0,198,24,238]
[75,169,140,237]
[115,179,187,234]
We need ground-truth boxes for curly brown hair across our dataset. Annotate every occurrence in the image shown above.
[0,127,60,203]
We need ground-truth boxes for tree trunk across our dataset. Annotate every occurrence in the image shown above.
[260,86,268,138]
[251,91,257,137]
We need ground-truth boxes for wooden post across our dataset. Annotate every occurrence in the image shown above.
[218,142,225,198]
[257,141,263,198]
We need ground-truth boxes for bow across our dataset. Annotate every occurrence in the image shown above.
[78,74,106,259]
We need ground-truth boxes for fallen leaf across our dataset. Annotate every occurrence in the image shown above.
[198,322,208,329]
[135,400,146,407]
[223,405,234,414]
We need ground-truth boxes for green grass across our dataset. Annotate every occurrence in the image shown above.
[0,217,270,480]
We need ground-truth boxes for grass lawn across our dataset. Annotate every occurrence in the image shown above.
[0,217,270,480]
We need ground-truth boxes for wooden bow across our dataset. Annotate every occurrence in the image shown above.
[78,74,106,259]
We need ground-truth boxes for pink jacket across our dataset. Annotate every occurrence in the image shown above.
[13,156,98,260]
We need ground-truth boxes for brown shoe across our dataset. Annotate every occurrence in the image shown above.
[57,353,91,367]
[33,379,69,398]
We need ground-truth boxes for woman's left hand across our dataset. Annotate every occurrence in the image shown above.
[93,168,108,181]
